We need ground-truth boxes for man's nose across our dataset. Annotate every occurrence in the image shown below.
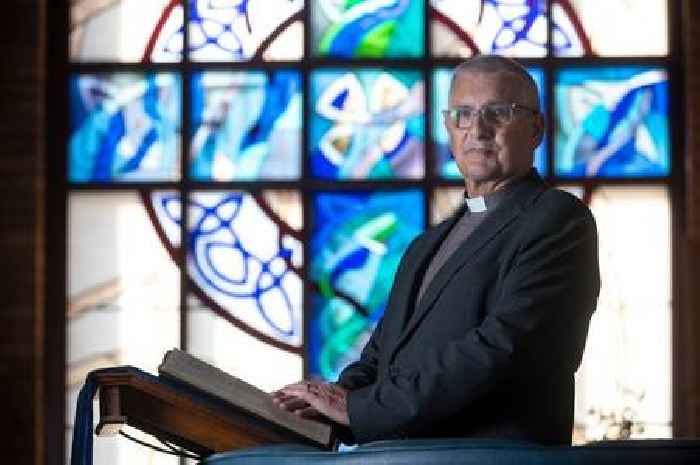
[467,112,494,140]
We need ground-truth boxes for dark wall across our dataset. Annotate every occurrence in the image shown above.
[676,0,700,436]
[0,0,46,463]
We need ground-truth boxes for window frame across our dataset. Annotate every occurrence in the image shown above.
[45,1,686,463]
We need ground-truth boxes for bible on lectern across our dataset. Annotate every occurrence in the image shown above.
[158,349,336,448]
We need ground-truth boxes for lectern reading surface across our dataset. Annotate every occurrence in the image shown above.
[93,361,336,457]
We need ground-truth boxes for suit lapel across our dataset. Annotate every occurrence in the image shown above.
[391,172,547,358]
[397,211,463,314]
[380,205,464,344]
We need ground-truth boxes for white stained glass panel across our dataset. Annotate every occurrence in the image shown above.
[574,186,671,443]
[188,0,304,61]
[553,0,668,57]
[70,0,183,62]
[431,0,548,57]
[187,295,303,393]
[187,191,303,348]
[67,192,180,465]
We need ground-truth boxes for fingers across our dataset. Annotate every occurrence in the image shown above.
[276,381,319,398]
[271,381,350,426]
[271,389,310,412]
[277,395,310,412]
[296,406,327,422]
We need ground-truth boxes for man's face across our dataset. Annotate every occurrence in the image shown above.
[445,71,543,193]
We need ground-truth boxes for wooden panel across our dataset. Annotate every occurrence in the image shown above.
[677,0,700,437]
[0,1,47,465]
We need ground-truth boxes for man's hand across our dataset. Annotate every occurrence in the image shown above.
[271,380,350,426]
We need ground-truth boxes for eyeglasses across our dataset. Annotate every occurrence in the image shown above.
[442,103,539,129]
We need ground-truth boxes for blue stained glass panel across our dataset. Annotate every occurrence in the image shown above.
[310,69,425,180]
[312,0,424,58]
[432,67,547,179]
[190,71,302,181]
[309,190,424,380]
[188,0,304,61]
[555,67,670,178]
[69,73,182,183]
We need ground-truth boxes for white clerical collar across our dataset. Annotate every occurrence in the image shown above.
[464,196,487,212]
[463,172,532,212]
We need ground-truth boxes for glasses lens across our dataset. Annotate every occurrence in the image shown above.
[483,104,512,126]
[457,108,474,128]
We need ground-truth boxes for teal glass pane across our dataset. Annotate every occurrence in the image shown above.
[312,0,424,58]
[310,69,425,180]
[432,67,547,179]
[555,67,670,178]
[70,0,184,63]
[309,190,424,380]
[190,71,302,181]
[430,0,548,58]
[69,73,182,183]
[188,0,304,61]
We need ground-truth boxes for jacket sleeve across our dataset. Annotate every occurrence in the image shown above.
[345,199,601,443]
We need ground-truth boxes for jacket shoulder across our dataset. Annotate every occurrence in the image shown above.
[519,187,597,241]
[531,187,593,221]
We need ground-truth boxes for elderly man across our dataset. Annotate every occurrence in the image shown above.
[273,55,600,446]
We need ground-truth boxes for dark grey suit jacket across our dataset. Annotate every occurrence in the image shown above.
[337,171,600,445]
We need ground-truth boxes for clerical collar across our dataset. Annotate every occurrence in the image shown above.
[463,189,507,212]
[464,196,487,212]
[463,171,534,213]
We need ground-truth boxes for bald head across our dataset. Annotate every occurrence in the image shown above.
[449,56,541,112]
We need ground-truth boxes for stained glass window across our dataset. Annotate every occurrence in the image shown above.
[187,294,303,392]
[430,0,548,57]
[552,0,668,57]
[70,0,184,63]
[69,73,182,183]
[309,191,424,379]
[311,0,424,58]
[190,71,302,180]
[431,187,463,225]
[574,186,671,442]
[555,67,670,178]
[66,192,180,464]
[188,0,304,61]
[432,66,547,179]
[64,1,678,458]
[184,191,303,348]
[310,69,425,179]
[147,190,304,348]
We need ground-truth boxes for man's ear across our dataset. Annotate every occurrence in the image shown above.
[443,112,451,133]
[531,113,545,149]
[444,114,455,149]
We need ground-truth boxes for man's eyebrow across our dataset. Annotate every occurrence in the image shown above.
[449,101,511,108]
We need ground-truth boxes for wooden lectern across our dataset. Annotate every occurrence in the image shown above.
[93,368,335,457]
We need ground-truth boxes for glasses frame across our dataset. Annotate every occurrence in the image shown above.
[442,103,540,129]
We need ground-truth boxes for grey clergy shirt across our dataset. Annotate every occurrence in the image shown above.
[415,187,511,306]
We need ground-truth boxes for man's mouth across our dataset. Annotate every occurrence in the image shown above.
[465,147,496,155]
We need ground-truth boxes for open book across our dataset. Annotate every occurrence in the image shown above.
[158,349,336,449]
